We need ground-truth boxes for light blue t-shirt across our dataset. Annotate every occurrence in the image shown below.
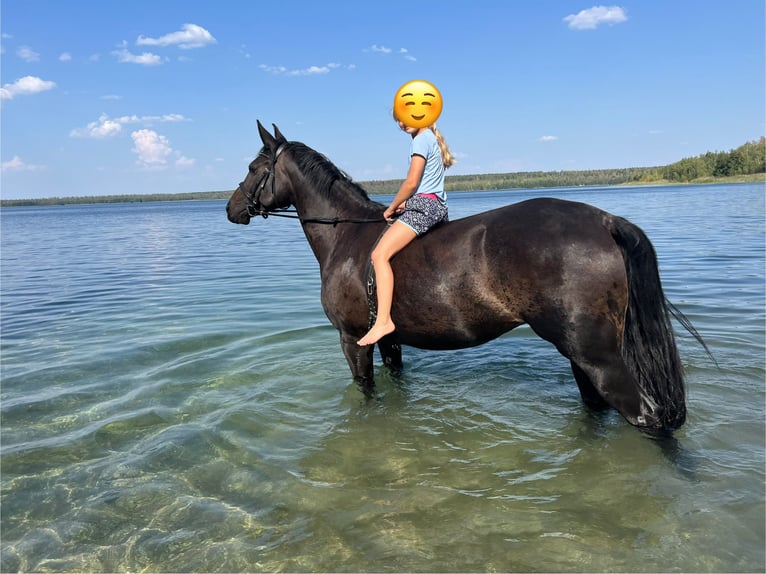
[410,129,446,204]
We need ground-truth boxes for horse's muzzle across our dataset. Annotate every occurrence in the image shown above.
[226,196,252,225]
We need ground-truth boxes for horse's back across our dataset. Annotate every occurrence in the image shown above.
[453,196,608,233]
[398,197,619,276]
[390,197,628,349]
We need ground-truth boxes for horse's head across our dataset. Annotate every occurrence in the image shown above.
[226,121,293,225]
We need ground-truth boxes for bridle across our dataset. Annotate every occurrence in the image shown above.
[239,142,386,226]
[241,142,288,220]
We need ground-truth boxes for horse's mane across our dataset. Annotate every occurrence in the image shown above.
[286,142,373,204]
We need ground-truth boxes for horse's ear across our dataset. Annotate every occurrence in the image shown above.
[257,120,278,152]
[272,124,287,144]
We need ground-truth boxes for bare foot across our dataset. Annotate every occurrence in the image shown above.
[357,320,396,346]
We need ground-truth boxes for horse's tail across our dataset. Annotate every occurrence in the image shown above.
[608,215,707,431]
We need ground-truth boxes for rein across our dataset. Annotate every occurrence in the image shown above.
[251,209,387,225]
[242,142,386,226]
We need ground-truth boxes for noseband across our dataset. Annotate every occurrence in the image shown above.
[242,142,288,219]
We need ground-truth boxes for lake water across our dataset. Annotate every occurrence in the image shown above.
[1,183,764,572]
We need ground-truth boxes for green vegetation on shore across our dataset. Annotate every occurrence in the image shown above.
[3,138,763,207]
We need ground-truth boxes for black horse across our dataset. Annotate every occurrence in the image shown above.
[227,122,706,434]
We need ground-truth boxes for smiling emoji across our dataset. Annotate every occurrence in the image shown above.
[393,80,443,129]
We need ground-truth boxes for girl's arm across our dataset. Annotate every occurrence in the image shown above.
[385,154,426,220]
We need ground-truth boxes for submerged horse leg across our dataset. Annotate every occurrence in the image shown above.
[571,354,652,428]
[531,314,654,429]
[377,335,403,376]
[568,317,665,429]
[340,333,375,395]
[569,351,645,425]
[570,361,609,409]
[339,332,401,395]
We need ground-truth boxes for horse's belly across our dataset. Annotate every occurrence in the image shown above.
[396,320,523,350]
[392,290,524,350]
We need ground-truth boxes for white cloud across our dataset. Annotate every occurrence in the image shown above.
[59,52,72,62]
[260,64,327,76]
[368,44,392,54]
[71,115,123,138]
[132,129,171,167]
[112,47,163,65]
[399,48,416,62]
[304,65,333,75]
[17,46,40,62]
[174,155,195,167]
[136,23,216,49]
[117,113,188,124]
[70,113,189,138]
[0,76,56,100]
[564,6,627,30]
[259,64,287,74]
[366,44,416,61]
[539,135,559,142]
[2,155,45,172]
[259,62,352,76]
[130,129,194,169]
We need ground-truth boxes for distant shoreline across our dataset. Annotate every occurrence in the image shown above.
[1,172,762,208]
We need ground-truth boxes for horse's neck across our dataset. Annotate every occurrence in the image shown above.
[293,180,384,268]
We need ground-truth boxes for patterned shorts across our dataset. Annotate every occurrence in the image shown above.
[396,194,449,236]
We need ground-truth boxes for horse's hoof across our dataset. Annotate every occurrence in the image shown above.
[354,377,376,397]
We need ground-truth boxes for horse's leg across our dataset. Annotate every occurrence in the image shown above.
[340,332,375,395]
[570,361,609,409]
[569,318,659,427]
[571,353,650,427]
[532,315,653,428]
[378,335,403,376]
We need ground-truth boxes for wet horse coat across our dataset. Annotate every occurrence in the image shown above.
[227,122,704,434]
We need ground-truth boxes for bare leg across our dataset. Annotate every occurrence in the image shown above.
[357,221,417,346]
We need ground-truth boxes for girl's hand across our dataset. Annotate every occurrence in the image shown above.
[384,203,404,221]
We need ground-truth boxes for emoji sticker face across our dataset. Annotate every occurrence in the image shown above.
[393,80,443,129]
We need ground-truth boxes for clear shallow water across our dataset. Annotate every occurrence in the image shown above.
[1,184,764,572]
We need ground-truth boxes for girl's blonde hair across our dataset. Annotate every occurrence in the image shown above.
[430,124,456,169]
[393,111,456,169]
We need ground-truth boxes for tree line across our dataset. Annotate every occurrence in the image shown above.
[649,137,765,182]
[363,138,765,194]
[2,138,763,207]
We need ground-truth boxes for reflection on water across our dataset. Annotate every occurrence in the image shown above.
[1,185,764,572]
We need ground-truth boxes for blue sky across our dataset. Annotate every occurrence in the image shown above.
[1,1,764,199]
